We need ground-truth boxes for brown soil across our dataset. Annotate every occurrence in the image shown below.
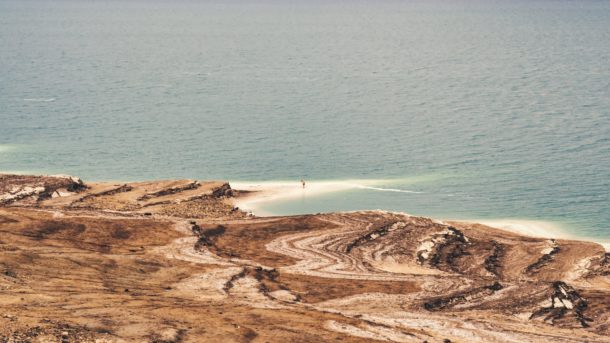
[1,174,609,343]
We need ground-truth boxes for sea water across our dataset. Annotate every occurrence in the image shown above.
[1,0,609,243]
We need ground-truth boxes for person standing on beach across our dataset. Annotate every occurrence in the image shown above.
[301,179,306,189]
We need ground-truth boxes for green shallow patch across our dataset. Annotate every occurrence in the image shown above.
[0,145,14,153]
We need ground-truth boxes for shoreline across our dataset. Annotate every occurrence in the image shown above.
[231,180,358,216]
[454,219,610,252]
[231,179,422,215]
[232,180,610,252]
[2,171,608,252]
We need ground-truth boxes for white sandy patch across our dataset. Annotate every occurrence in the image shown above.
[265,226,428,281]
[173,267,242,301]
[231,179,421,216]
[566,256,596,282]
[229,276,288,309]
[173,267,291,309]
[268,289,299,302]
[461,219,567,240]
[463,219,610,252]
[371,260,447,276]
[318,298,555,343]
[157,236,234,266]
[231,180,345,215]
[324,320,419,342]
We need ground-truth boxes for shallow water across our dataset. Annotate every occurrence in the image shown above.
[1,0,609,241]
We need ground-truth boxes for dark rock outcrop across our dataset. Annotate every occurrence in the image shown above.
[138,181,200,201]
[212,183,233,198]
[530,281,592,328]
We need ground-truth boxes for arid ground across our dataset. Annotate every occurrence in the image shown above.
[1,174,609,342]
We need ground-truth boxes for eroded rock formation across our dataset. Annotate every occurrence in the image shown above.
[0,174,609,342]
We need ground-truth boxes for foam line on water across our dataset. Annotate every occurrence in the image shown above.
[352,185,423,194]
[23,98,55,102]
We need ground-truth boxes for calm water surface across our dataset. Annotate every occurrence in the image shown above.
[1,0,609,241]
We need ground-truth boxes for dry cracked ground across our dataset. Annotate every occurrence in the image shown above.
[1,174,609,342]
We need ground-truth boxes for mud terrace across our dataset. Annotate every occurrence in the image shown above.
[1,174,609,342]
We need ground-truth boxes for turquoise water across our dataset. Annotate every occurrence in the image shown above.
[1,0,609,241]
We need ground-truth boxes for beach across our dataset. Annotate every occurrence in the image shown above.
[1,173,609,342]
